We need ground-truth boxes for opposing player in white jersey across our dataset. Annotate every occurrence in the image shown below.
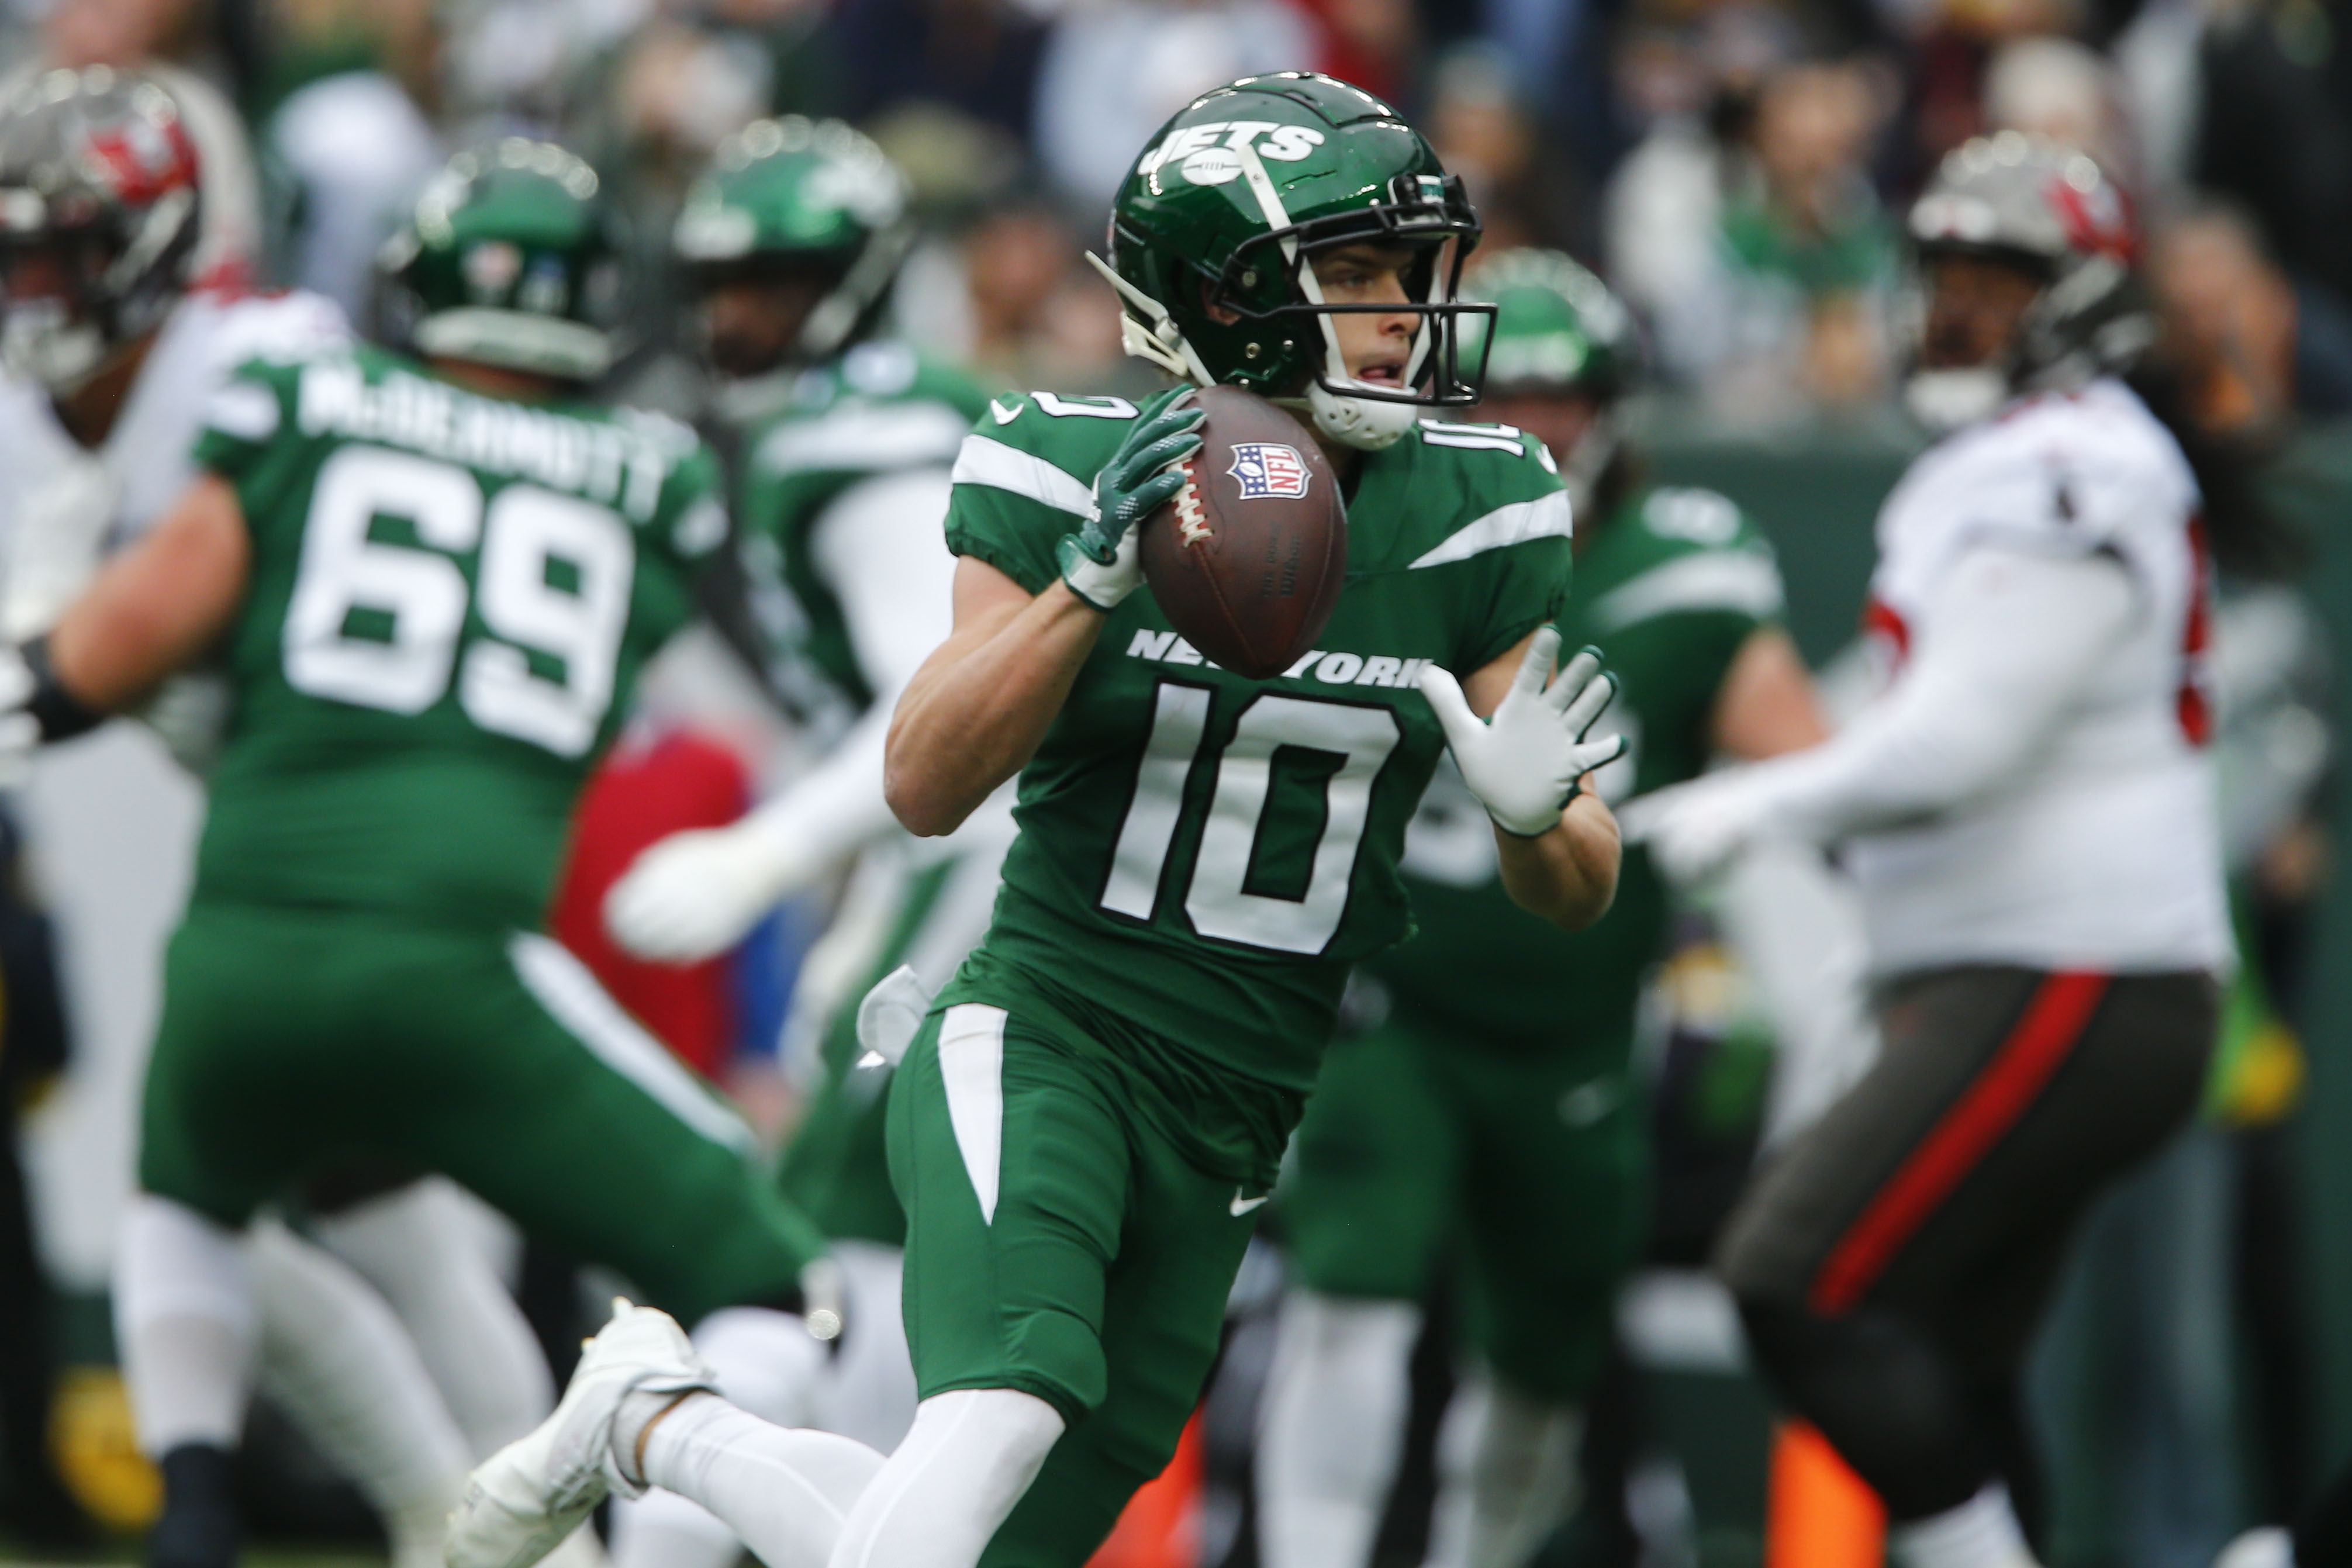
[1629,134,2230,1568]
[0,69,577,1568]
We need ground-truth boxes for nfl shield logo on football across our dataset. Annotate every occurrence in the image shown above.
[1228,443,1310,500]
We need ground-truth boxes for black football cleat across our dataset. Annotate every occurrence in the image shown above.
[147,1444,239,1568]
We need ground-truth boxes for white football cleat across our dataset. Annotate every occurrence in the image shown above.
[537,1523,612,1568]
[445,1299,713,1568]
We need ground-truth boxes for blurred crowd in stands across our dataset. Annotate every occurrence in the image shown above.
[6,0,2350,444]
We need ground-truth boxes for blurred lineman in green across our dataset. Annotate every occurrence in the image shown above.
[593,116,1006,1568]
[1257,249,1832,1568]
[0,133,851,1568]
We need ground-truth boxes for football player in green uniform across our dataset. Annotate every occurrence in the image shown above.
[1256,250,1829,1568]
[455,72,1626,1568]
[596,118,1006,1568]
[0,139,868,1568]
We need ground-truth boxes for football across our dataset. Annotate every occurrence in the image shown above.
[1139,386,1347,680]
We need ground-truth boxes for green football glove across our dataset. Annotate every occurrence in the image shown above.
[1055,388,1204,610]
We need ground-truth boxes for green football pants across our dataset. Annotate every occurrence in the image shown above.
[781,834,1007,1247]
[140,902,824,1324]
[1283,1007,1648,1403]
[888,985,1267,1567]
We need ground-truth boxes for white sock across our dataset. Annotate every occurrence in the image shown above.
[695,1307,830,1428]
[1255,1291,1422,1568]
[825,1388,1063,1568]
[1890,1483,2039,1568]
[312,1178,554,1455]
[637,1392,886,1568]
[1422,1372,1582,1568]
[249,1220,473,1566]
[611,1486,743,1568]
[816,1243,917,1454]
[2216,1527,2295,1568]
[610,1307,830,1568]
[113,1195,258,1454]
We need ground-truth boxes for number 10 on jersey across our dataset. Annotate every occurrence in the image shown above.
[1101,678,1401,956]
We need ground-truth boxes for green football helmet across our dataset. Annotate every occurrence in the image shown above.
[672,116,913,371]
[378,138,621,384]
[1094,71,1491,451]
[1466,248,1636,400]
[1463,248,1639,507]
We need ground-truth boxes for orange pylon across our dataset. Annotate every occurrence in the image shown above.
[1766,1421,1885,1568]
[1087,1409,1205,1568]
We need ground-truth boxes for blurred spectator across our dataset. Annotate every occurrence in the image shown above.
[1031,0,1318,215]
[2195,0,2352,310]
[952,195,1127,390]
[267,72,439,315]
[2149,201,2352,445]
[1293,0,1414,102]
[436,0,648,127]
[2111,0,2208,195]
[823,0,1046,141]
[1425,43,1592,255]
[681,0,844,120]
[1983,33,2135,177]
[1897,0,2082,189]
[610,21,767,179]
[1603,1,1800,368]
[254,0,443,316]
[1611,55,1897,421]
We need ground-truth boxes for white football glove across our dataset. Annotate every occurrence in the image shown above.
[604,812,828,963]
[1616,769,1784,887]
[1418,627,1626,837]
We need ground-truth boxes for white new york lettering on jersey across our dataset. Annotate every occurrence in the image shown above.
[0,288,348,637]
[1849,378,2232,973]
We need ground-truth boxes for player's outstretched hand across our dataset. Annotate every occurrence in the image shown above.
[604,816,820,963]
[1055,387,1203,611]
[1420,628,1626,837]
[1617,771,1776,887]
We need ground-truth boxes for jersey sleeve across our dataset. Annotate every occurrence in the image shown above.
[1472,534,1572,671]
[190,356,302,485]
[1589,488,1788,641]
[215,289,352,365]
[654,441,730,569]
[616,428,727,656]
[1446,431,1576,674]
[941,405,1111,594]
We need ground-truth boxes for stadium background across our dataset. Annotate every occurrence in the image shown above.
[1,0,2350,1562]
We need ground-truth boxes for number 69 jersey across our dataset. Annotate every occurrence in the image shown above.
[187,344,727,930]
[946,395,1573,1093]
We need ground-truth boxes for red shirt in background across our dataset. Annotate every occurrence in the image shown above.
[550,728,750,1080]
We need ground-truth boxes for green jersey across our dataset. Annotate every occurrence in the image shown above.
[187,343,726,929]
[945,399,1572,1092]
[1374,485,1785,1062]
[735,343,990,713]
